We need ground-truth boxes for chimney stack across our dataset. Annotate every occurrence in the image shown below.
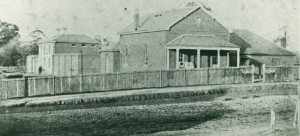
[280,31,287,49]
[134,8,139,30]
[56,28,61,35]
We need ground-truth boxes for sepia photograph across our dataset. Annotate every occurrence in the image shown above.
[0,0,299,135]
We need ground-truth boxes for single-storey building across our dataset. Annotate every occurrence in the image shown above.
[230,29,296,74]
[118,7,239,72]
[117,6,296,72]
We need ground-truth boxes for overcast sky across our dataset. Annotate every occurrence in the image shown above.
[0,0,299,52]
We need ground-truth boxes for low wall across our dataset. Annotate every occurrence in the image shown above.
[21,82,298,107]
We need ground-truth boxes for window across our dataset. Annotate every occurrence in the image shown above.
[179,53,183,62]
[212,56,218,65]
[196,17,201,24]
[123,45,128,65]
[71,44,76,47]
[81,44,86,47]
[144,44,148,65]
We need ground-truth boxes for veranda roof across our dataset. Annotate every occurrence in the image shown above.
[166,34,239,48]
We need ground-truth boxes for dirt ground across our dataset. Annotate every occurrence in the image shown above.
[0,94,298,136]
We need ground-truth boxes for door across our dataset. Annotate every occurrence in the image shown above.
[210,56,218,67]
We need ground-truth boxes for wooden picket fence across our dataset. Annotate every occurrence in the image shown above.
[264,66,299,82]
[0,78,26,99]
[0,67,255,99]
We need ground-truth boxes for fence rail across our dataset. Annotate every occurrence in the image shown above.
[0,66,298,100]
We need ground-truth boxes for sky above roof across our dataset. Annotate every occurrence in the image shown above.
[0,0,299,52]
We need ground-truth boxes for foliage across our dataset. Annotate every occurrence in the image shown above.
[0,20,20,47]
[0,45,23,66]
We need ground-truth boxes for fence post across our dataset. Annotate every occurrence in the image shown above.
[207,68,210,85]
[80,75,83,92]
[184,69,187,86]
[33,78,36,96]
[160,69,162,87]
[27,78,30,96]
[6,81,8,99]
[16,80,19,97]
[102,74,105,90]
[60,77,63,93]
[116,72,119,89]
[262,64,266,82]
[251,64,255,83]
[47,77,50,94]
[224,68,227,84]
[53,76,55,95]
[270,108,276,132]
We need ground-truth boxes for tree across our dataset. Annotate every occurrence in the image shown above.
[27,29,45,55]
[0,20,20,47]
[0,45,23,66]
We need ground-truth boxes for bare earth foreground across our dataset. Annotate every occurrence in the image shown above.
[0,92,298,135]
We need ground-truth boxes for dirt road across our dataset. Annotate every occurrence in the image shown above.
[0,94,298,136]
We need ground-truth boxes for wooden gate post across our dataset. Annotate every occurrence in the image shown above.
[270,108,276,132]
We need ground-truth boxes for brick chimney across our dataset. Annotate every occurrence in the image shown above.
[134,8,139,30]
[280,31,287,49]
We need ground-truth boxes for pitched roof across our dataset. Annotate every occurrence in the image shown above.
[166,34,238,48]
[119,6,231,34]
[38,34,100,44]
[232,29,295,56]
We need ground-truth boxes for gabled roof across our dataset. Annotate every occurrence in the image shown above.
[38,34,100,44]
[232,29,295,56]
[166,34,238,48]
[119,6,231,35]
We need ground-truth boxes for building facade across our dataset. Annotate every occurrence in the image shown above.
[118,6,296,72]
[27,34,104,75]
[118,7,239,72]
